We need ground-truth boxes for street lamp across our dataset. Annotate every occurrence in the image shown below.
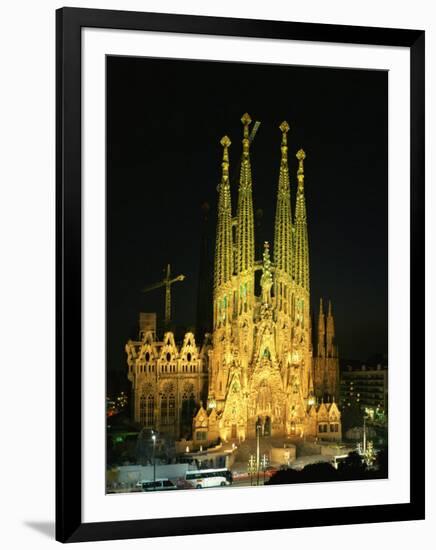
[151,432,157,491]
[261,453,268,484]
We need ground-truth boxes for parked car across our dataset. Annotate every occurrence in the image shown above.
[138,478,177,491]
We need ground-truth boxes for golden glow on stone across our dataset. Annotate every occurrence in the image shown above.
[296,148,306,190]
[206,117,340,442]
[279,120,290,160]
[241,112,252,157]
[127,117,341,445]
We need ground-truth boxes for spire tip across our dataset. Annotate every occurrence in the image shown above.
[296,148,306,189]
[296,148,306,161]
[279,120,290,134]
[241,112,252,126]
[220,135,231,148]
[241,113,252,153]
[220,136,231,183]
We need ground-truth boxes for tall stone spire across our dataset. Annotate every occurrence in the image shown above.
[213,136,234,331]
[293,148,310,292]
[274,121,293,277]
[235,113,255,275]
[214,135,234,291]
[326,300,335,357]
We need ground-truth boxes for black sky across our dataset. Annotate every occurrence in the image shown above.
[107,56,388,374]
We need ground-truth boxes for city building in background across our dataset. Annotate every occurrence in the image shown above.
[340,361,388,413]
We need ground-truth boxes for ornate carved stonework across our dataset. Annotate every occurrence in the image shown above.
[127,116,341,444]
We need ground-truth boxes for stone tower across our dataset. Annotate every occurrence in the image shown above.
[313,299,340,401]
[127,115,341,444]
[202,116,340,442]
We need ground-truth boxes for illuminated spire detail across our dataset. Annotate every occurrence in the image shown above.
[294,148,309,292]
[296,148,306,190]
[214,135,234,291]
[274,121,293,278]
[236,113,255,274]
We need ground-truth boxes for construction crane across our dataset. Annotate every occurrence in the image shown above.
[141,264,185,327]
[249,120,261,143]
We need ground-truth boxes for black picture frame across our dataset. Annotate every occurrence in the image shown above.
[56,7,425,543]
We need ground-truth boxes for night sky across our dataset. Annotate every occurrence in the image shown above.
[107,56,388,376]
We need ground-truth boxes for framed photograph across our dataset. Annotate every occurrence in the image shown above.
[56,7,425,543]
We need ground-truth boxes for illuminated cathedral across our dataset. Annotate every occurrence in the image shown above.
[126,114,341,444]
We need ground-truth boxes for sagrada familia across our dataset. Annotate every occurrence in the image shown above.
[126,114,341,444]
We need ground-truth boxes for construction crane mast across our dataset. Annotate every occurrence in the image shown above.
[141,264,185,327]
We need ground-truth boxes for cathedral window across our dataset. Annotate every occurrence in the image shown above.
[139,395,146,423]
[168,393,176,422]
[161,396,167,421]
[318,423,328,433]
[140,389,154,427]
[160,386,176,425]
[145,394,154,427]
[181,384,196,435]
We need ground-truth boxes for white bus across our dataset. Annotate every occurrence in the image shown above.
[185,468,233,489]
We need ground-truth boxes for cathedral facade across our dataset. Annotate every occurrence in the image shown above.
[126,114,341,444]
